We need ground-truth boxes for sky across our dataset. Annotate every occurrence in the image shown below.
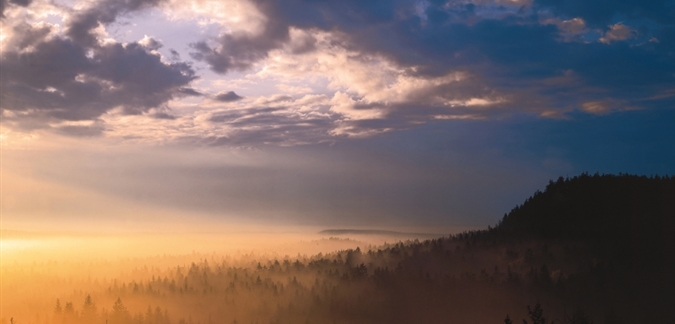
[1,0,674,233]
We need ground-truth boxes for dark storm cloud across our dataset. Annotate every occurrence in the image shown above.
[0,0,196,132]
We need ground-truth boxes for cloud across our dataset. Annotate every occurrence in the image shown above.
[152,112,176,120]
[580,101,613,115]
[190,0,672,116]
[2,0,673,145]
[0,0,32,18]
[138,35,163,50]
[433,114,485,120]
[533,0,674,28]
[66,0,166,47]
[579,99,637,115]
[329,91,385,120]
[541,17,590,42]
[177,88,202,96]
[188,4,290,74]
[599,23,637,44]
[0,1,197,133]
[94,93,336,146]
[53,120,106,137]
[214,91,243,102]
[201,102,334,146]
[275,84,313,94]
[1,36,196,123]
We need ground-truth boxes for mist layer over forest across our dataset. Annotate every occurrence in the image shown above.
[2,174,673,324]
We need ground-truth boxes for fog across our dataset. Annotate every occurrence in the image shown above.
[0,230,594,324]
[1,228,450,323]
[3,216,671,323]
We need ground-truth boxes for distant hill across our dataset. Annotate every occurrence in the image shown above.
[318,229,437,237]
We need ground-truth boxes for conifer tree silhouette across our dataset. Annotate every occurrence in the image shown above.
[523,303,547,324]
[504,314,514,324]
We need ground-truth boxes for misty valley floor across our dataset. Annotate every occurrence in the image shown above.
[2,234,670,324]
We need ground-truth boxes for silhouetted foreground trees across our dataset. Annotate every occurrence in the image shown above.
[2,174,673,323]
[505,303,594,324]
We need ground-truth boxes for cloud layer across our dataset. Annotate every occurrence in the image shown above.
[1,0,673,145]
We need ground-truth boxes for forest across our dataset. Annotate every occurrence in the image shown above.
[2,174,673,324]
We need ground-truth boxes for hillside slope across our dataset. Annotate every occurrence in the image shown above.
[494,173,675,241]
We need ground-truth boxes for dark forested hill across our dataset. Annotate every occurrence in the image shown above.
[493,173,675,241]
[487,174,675,323]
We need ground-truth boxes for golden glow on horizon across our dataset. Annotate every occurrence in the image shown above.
[0,230,437,321]
[0,238,40,250]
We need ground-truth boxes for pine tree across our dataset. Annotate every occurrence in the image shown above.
[504,314,513,324]
[110,298,131,324]
[54,299,62,315]
[81,294,98,322]
[524,303,547,324]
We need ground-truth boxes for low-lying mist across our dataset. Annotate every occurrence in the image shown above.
[1,226,448,263]
[1,227,447,323]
